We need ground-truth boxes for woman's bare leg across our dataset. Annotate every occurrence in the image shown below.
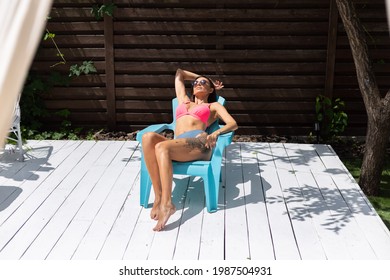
[153,136,212,231]
[141,132,168,220]
[153,141,175,231]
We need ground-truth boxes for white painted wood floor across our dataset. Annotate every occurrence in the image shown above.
[1,140,390,260]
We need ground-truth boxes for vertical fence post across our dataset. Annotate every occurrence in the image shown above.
[318,0,339,140]
[215,3,225,75]
[386,0,390,35]
[325,0,339,99]
[104,0,116,130]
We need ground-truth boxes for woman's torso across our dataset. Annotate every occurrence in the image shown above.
[175,101,214,136]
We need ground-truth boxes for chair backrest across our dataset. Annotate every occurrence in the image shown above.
[171,95,226,133]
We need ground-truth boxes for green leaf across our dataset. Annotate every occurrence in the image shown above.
[55,109,71,118]
[82,60,97,74]
[315,101,321,114]
[91,3,116,20]
[69,61,97,77]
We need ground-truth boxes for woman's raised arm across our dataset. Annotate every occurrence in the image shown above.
[175,69,198,103]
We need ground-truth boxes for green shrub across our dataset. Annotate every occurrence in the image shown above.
[315,95,348,140]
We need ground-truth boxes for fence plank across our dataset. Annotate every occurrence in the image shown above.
[25,0,389,136]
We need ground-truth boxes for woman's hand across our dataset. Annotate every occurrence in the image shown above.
[205,131,220,149]
[213,80,224,91]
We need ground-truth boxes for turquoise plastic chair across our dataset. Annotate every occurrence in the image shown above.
[136,96,234,212]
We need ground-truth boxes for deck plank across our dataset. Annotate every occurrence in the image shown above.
[272,143,326,260]
[284,143,348,259]
[288,143,358,259]
[198,149,226,260]
[146,175,190,260]
[0,141,93,259]
[173,177,205,260]
[314,172,377,259]
[315,144,390,259]
[0,140,43,185]
[225,143,251,260]
[71,141,139,260]
[22,141,117,260]
[240,143,274,260]
[0,140,70,222]
[97,146,142,260]
[258,143,300,259]
[1,140,390,260]
[120,207,156,260]
[46,141,128,260]
[198,184,225,260]
[17,141,111,260]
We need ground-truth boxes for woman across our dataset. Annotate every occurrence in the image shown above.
[141,68,238,231]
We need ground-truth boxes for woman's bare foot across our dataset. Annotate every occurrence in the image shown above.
[153,204,176,231]
[150,201,160,220]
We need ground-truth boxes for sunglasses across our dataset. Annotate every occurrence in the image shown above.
[192,79,209,87]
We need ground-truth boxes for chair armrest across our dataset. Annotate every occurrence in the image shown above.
[215,123,234,146]
[217,131,234,146]
[136,123,175,142]
[211,129,234,158]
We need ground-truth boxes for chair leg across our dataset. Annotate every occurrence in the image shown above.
[203,172,219,213]
[15,123,24,161]
[140,158,152,208]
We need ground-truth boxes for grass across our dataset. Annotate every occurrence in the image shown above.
[342,157,390,230]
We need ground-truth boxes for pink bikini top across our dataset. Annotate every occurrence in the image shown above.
[176,101,211,125]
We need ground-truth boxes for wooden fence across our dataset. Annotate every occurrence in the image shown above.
[29,0,390,136]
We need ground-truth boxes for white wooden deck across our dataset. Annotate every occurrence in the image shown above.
[1,140,390,260]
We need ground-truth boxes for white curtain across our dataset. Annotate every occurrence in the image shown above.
[0,0,52,148]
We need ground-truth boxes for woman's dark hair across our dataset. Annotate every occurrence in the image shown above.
[190,75,217,103]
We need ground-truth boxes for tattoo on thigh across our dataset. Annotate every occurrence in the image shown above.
[185,137,209,153]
